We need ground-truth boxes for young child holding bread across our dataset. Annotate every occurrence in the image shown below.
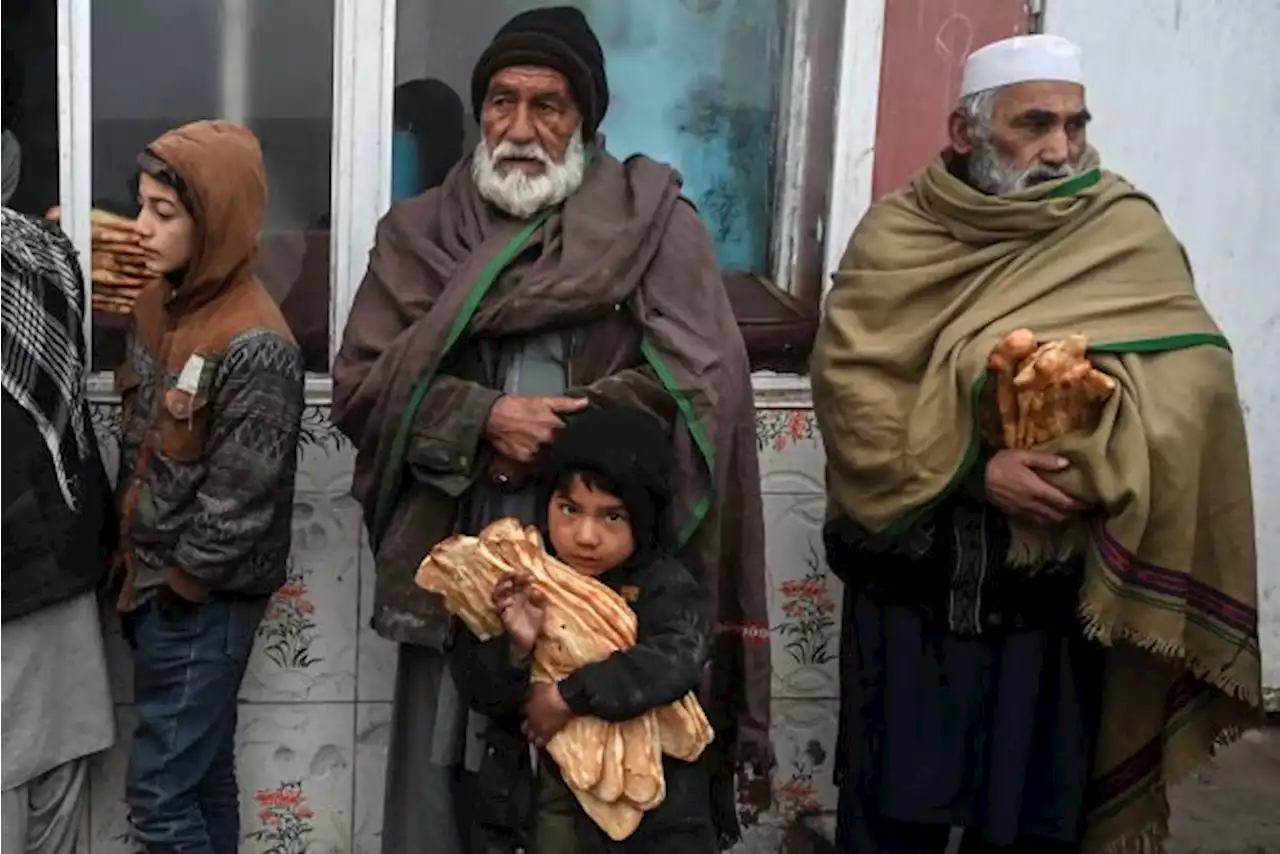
[448,404,715,854]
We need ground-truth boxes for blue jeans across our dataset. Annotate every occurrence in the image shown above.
[125,592,268,854]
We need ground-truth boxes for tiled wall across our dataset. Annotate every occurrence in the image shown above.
[85,403,837,853]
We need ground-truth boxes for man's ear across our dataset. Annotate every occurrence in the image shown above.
[948,109,975,155]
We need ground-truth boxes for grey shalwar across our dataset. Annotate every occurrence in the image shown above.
[2,591,115,853]
[380,333,567,854]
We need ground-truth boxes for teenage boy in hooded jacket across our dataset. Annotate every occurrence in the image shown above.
[112,120,304,854]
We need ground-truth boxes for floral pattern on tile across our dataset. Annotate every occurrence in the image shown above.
[770,699,839,824]
[763,494,842,700]
[775,544,837,669]
[240,492,359,703]
[775,748,826,822]
[298,404,345,453]
[296,404,355,496]
[237,704,354,854]
[247,781,317,854]
[257,562,322,670]
[756,409,816,452]
[756,409,825,494]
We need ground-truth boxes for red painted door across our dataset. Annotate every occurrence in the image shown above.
[872,0,1031,199]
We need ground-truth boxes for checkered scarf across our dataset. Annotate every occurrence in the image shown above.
[1,207,91,509]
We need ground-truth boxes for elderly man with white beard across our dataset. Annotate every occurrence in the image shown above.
[813,35,1260,854]
[333,7,770,854]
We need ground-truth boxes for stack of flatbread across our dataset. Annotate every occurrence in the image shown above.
[45,206,153,314]
[416,518,714,841]
[987,328,1118,448]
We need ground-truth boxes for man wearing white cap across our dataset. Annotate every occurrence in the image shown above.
[813,34,1260,854]
[951,34,1089,195]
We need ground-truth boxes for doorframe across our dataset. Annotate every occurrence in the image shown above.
[56,0,93,351]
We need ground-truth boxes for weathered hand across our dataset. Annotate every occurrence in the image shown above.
[984,449,1082,524]
[484,395,589,463]
[492,573,546,658]
[523,682,573,748]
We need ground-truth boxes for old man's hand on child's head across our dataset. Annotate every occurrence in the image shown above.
[522,682,573,748]
[492,573,546,659]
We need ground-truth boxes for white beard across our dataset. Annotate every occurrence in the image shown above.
[472,128,586,219]
[968,135,1080,196]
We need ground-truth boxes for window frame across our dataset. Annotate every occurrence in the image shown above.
[63,0,884,400]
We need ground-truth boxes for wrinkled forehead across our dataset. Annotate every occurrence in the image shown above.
[992,80,1088,121]
[487,65,573,101]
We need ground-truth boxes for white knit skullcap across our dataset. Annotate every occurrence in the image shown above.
[961,34,1083,98]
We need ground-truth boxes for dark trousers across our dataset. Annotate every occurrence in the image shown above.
[836,815,1081,854]
[125,594,268,854]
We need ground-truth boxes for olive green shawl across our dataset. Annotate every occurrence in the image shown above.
[812,153,1262,853]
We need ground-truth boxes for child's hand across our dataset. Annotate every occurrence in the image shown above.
[522,682,573,747]
[492,573,546,658]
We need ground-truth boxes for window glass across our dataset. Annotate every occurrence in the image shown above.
[3,0,59,218]
[392,0,782,272]
[89,0,334,373]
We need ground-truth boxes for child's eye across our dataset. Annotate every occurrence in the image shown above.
[558,502,576,516]
[605,512,627,524]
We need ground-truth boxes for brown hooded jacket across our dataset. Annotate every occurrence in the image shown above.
[113,120,304,608]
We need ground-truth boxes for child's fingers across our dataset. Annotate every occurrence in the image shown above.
[491,578,515,604]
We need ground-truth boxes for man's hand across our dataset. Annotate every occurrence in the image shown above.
[984,449,1082,524]
[484,395,589,463]
[493,573,546,659]
[523,682,573,748]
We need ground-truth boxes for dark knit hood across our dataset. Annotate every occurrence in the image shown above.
[535,403,673,569]
[471,5,609,140]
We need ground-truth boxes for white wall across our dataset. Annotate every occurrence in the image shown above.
[1046,0,1280,692]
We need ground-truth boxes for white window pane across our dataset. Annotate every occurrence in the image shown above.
[89,0,334,373]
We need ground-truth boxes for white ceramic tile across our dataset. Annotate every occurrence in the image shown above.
[88,706,135,854]
[237,703,355,854]
[755,409,825,494]
[87,704,356,854]
[241,491,361,703]
[295,404,356,497]
[353,703,392,854]
[763,494,843,700]
[357,528,399,702]
[769,699,839,824]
